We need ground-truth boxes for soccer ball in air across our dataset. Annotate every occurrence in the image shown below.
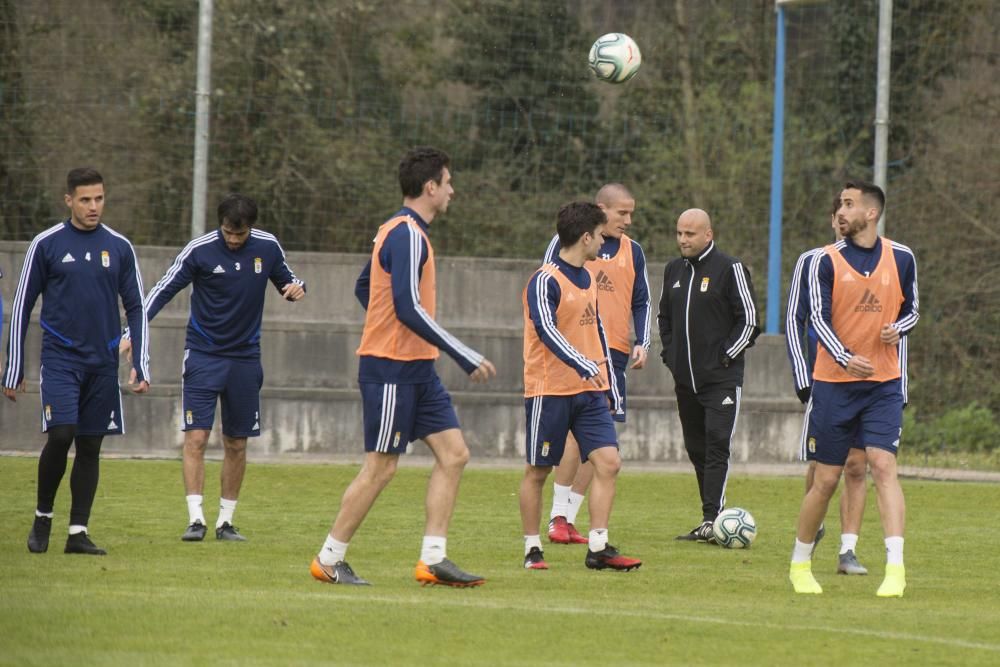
[712,508,757,549]
[588,33,642,84]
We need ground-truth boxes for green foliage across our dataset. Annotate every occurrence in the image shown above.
[3,458,1000,665]
[904,403,1000,454]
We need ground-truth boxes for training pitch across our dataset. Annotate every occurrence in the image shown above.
[1,458,998,666]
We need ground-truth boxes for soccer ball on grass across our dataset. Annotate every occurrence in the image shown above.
[712,508,757,549]
[588,33,642,84]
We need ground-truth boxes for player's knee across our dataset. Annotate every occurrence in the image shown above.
[445,444,470,470]
[45,424,76,451]
[590,449,621,478]
[222,437,247,454]
[867,454,897,482]
[844,455,867,483]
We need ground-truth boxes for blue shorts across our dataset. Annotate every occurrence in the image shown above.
[360,373,460,454]
[798,400,862,461]
[524,391,618,467]
[182,349,263,437]
[807,379,903,465]
[608,349,628,423]
[39,365,123,436]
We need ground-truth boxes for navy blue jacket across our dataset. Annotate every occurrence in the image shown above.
[144,228,303,359]
[3,221,149,386]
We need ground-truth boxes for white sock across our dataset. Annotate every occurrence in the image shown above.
[566,491,586,525]
[550,483,571,519]
[319,534,349,566]
[68,525,88,536]
[421,535,447,566]
[35,510,54,519]
[216,498,237,528]
[524,534,542,556]
[588,528,608,553]
[885,536,904,566]
[186,494,206,525]
[791,539,814,563]
[840,533,859,555]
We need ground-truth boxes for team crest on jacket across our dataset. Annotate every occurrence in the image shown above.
[45,404,52,421]
[101,250,110,268]
[254,257,262,274]
[700,277,710,292]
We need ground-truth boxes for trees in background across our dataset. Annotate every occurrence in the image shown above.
[0,0,996,423]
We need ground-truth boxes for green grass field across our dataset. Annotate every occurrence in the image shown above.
[1,457,998,666]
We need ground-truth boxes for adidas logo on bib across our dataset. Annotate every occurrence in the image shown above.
[212,265,226,274]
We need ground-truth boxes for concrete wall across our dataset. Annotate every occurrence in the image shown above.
[0,240,804,462]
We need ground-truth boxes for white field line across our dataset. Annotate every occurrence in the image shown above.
[15,582,997,654]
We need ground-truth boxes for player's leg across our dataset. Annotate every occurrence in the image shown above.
[700,385,741,528]
[215,436,248,541]
[674,383,709,540]
[837,446,868,574]
[29,366,82,553]
[179,349,223,541]
[63,372,123,555]
[520,463,553,569]
[868,446,906,596]
[214,357,262,540]
[422,427,470,537]
[64,434,106,555]
[799,397,827,553]
[409,373,485,586]
[575,392,640,571]
[564,460,594,540]
[520,395,568,569]
[547,433,581,543]
[312,381,409,585]
[790,380,852,593]
[863,380,906,597]
[331,451,400,542]
[311,450,397,586]
[416,427,484,586]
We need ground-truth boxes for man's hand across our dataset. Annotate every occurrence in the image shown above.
[796,386,811,405]
[880,323,900,345]
[845,354,875,379]
[630,345,647,369]
[3,382,25,402]
[120,337,133,364]
[282,283,306,302]
[470,358,496,383]
[127,368,150,394]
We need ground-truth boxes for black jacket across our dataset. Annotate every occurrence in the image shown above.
[658,241,760,392]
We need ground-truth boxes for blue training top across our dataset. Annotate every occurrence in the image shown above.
[3,221,149,386]
[144,228,304,359]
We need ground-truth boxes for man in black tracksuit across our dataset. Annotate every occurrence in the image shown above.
[658,208,760,542]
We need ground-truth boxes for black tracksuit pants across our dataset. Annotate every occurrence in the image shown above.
[675,383,741,522]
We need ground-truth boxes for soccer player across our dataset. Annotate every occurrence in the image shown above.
[657,209,760,541]
[3,167,150,556]
[540,184,651,546]
[310,146,496,587]
[789,180,918,597]
[786,194,870,575]
[130,193,305,542]
[519,201,641,572]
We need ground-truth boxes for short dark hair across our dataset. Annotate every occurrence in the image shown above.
[844,179,885,215]
[398,146,450,199]
[67,167,103,194]
[830,193,841,217]
[557,201,606,247]
[217,193,259,229]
